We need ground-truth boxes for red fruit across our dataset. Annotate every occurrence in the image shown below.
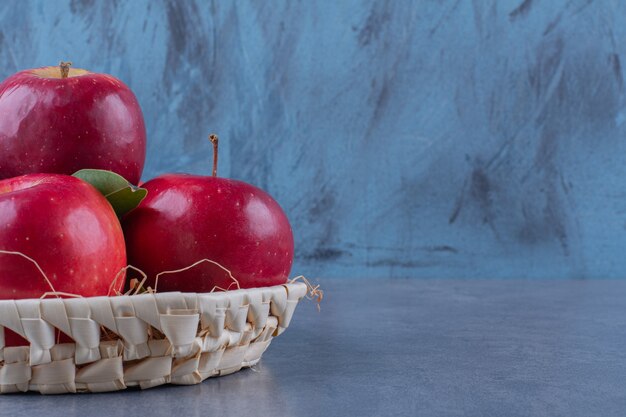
[0,174,127,345]
[122,135,294,292]
[0,62,146,183]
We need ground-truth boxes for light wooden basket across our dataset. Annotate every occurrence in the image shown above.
[0,282,307,394]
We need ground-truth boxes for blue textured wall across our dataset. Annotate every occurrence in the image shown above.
[1,0,625,279]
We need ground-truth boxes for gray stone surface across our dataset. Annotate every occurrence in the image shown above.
[2,279,626,416]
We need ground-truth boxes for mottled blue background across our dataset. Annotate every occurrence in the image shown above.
[1,0,625,279]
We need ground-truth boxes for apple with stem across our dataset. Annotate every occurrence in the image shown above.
[123,134,295,292]
[0,62,146,183]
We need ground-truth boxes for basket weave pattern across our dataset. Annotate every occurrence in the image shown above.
[0,282,307,394]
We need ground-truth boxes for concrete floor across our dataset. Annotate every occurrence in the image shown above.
[2,278,626,416]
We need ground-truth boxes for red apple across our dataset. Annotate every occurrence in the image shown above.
[122,135,294,292]
[0,62,146,183]
[0,173,127,344]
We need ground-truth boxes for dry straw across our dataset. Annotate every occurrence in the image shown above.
[0,250,315,394]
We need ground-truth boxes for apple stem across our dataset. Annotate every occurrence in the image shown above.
[59,61,72,79]
[209,134,219,177]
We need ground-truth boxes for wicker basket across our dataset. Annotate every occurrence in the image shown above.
[0,282,307,394]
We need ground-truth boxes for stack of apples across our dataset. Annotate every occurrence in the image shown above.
[0,63,294,345]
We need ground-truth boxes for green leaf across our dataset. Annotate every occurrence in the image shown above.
[73,169,147,217]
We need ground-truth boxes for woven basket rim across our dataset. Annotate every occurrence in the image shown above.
[0,282,300,302]
[0,282,308,394]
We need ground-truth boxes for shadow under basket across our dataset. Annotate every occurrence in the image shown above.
[0,282,307,394]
